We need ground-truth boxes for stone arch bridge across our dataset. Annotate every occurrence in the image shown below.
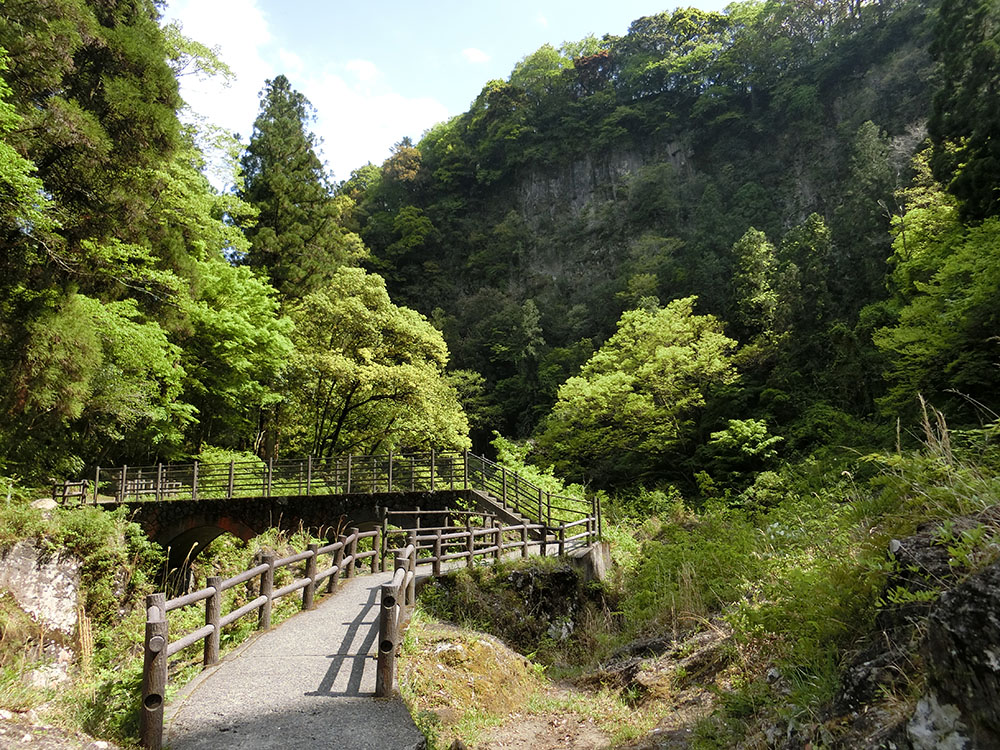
[75,451,600,571]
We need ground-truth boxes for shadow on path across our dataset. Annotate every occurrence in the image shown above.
[309,581,381,697]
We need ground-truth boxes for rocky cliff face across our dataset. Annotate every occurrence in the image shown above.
[515,144,689,223]
[772,508,1000,750]
[0,540,82,687]
[918,560,1000,749]
[0,541,81,636]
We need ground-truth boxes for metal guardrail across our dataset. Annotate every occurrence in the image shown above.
[64,451,601,532]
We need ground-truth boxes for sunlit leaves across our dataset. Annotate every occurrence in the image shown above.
[537,297,738,485]
[284,267,470,457]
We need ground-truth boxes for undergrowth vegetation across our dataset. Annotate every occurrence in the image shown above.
[0,493,337,747]
[612,414,1000,746]
[402,412,1000,748]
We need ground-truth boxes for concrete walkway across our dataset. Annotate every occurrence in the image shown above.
[163,572,425,750]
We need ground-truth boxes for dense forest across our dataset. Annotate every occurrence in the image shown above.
[2,0,1000,747]
[2,0,997,497]
[346,0,998,495]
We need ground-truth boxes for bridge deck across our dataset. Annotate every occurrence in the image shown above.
[164,570,424,750]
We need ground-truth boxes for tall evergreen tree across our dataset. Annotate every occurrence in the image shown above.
[239,75,365,301]
[0,0,182,248]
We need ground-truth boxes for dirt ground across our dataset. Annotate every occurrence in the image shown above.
[0,713,118,750]
[478,711,610,749]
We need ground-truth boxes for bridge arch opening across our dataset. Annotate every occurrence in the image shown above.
[161,519,258,591]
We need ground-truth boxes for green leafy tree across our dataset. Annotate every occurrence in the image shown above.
[283,268,470,457]
[0,0,182,247]
[2,294,194,474]
[181,258,293,452]
[730,227,781,340]
[536,297,738,487]
[240,75,365,301]
[875,164,1000,419]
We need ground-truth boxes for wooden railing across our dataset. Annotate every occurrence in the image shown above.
[69,451,602,533]
[52,479,89,504]
[373,517,594,697]
[139,510,601,748]
[376,537,416,697]
[140,527,380,750]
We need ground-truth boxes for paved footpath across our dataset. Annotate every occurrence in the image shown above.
[164,571,426,750]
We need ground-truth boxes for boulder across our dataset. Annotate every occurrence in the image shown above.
[919,560,1000,749]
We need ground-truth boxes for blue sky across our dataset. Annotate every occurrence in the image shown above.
[164,0,730,184]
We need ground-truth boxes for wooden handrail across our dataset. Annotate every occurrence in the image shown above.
[139,497,602,748]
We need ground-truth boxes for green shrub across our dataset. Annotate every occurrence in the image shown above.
[624,502,760,631]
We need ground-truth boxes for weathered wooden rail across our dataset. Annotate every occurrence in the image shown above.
[64,451,601,531]
[373,516,593,698]
[140,526,379,749]
[140,510,601,748]
[132,451,602,748]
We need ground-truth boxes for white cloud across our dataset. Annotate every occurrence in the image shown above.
[165,0,273,141]
[345,59,381,86]
[163,0,451,185]
[461,47,491,64]
[277,48,305,77]
[307,70,449,180]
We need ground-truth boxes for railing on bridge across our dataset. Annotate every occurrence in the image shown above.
[75,451,601,532]
[90,451,468,504]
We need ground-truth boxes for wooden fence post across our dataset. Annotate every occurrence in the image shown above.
[463,450,469,490]
[521,523,529,558]
[120,465,128,502]
[388,451,393,492]
[204,577,221,667]
[381,513,389,568]
[306,456,313,496]
[372,527,382,573]
[558,526,566,557]
[156,463,163,502]
[597,496,603,540]
[430,448,436,492]
[375,581,400,698]
[191,461,198,501]
[433,529,442,577]
[465,519,474,568]
[258,554,275,630]
[494,521,502,561]
[406,531,417,605]
[140,593,167,750]
[227,461,234,499]
[347,528,359,578]
[346,456,352,494]
[329,536,346,593]
[303,544,318,610]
